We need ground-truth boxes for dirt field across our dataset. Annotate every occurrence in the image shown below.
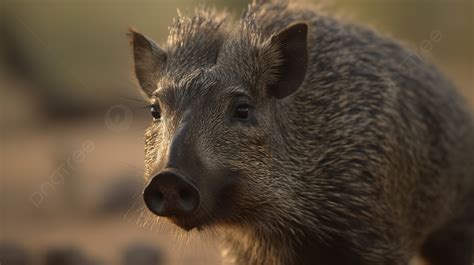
[1,119,221,264]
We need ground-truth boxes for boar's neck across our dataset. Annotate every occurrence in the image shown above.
[221,226,364,265]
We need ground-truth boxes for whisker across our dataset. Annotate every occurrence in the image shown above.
[118,161,145,173]
[120,95,147,103]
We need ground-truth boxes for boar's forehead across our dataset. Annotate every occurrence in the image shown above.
[154,69,246,115]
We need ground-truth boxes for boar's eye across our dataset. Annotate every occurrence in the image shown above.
[233,103,250,120]
[150,104,161,121]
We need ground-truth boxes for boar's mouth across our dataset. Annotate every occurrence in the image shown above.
[169,182,237,231]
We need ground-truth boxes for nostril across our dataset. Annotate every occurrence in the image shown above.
[178,188,198,212]
[144,188,165,215]
[179,189,191,201]
[154,191,164,204]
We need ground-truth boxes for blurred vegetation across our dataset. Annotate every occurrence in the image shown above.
[2,0,473,121]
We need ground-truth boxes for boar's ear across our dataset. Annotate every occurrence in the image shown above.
[268,23,308,99]
[129,30,167,98]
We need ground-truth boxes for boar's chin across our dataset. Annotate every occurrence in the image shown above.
[169,217,201,231]
[167,211,216,232]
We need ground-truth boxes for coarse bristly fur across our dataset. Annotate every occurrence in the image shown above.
[129,0,474,264]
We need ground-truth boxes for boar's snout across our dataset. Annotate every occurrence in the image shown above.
[143,169,200,217]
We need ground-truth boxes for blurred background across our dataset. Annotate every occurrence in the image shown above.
[1,0,473,264]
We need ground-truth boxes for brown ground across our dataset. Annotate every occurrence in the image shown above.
[1,117,221,265]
